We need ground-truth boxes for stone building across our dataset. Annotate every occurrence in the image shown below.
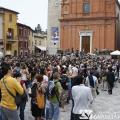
[47,0,61,54]
[33,25,47,54]
[17,23,33,56]
[0,12,3,52]
[60,0,120,53]
[0,7,19,56]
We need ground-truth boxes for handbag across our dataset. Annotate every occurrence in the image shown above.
[3,78,27,107]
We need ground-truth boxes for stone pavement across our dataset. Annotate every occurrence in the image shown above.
[25,82,120,120]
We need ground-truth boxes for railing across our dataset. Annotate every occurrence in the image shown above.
[6,36,18,42]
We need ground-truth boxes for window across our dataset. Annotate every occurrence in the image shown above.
[20,42,23,48]
[19,29,22,37]
[25,29,27,36]
[35,40,37,45]
[39,41,41,45]
[83,3,90,14]
[9,14,12,22]
[6,43,12,50]
[7,28,14,39]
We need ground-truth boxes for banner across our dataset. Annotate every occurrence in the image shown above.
[51,27,59,41]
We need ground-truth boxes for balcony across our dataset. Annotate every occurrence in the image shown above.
[6,30,18,42]
[6,51,12,56]
[6,36,18,42]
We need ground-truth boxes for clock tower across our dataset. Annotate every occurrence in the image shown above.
[47,0,61,54]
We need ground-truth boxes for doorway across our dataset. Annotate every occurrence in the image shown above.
[82,36,90,53]
[80,31,93,53]
[14,50,17,56]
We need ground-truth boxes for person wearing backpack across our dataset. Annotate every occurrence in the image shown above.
[0,63,24,120]
[85,71,98,99]
[46,72,63,120]
[30,74,46,120]
[60,68,71,111]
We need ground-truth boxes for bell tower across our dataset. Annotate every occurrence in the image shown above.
[47,0,61,54]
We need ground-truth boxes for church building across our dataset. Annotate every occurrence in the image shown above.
[60,0,120,53]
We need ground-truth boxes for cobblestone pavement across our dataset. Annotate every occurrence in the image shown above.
[25,82,120,120]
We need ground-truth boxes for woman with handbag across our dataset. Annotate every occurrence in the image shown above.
[30,74,46,120]
[14,72,28,120]
[0,63,24,120]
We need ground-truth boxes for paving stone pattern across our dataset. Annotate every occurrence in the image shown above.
[25,82,120,120]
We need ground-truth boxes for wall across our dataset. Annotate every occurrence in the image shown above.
[116,2,120,50]
[60,0,117,52]
[0,15,3,40]
[61,20,115,51]
[33,33,47,52]
[47,0,61,54]
[17,24,30,56]
[4,11,18,55]
[28,30,34,54]
[61,0,116,19]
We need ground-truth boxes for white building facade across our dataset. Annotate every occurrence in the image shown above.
[33,32,47,54]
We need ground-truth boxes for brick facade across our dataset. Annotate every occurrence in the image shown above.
[17,23,30,56]
[60,0,120,53]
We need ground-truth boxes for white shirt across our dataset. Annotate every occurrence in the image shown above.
[86,75,98,88]
[72,67,78,77]
[42,75,48,88]
[72,84,93,114]
[43,75,48,82]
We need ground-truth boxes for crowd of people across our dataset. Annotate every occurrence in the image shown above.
[0,51,119,120]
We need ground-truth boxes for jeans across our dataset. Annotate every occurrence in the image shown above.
[19,101,26,120]
[0,106,5,120]
[46,102,59,120]
[0,106,20,120]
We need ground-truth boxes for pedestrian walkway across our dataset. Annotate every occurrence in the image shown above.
[25,82,120,120]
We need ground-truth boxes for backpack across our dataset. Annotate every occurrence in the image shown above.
[46,80,56,98]
[13,67,20,76]
[36,89,45,109]
[46,80,62,107]
[60,75,69,90]
[88,75,95,88]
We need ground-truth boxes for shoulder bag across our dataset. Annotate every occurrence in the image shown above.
[3,78,27,107]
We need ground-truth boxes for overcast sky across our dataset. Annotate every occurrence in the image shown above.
[0,0,48,31]
[0,0,120,31]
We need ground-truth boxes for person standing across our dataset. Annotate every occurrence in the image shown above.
[101,68,107,91]
[14,72,28,120]
[21,64,29,88]
[85,71,98,98]
[0,63,23,120]
[46,72,63,120]
[106,67,115,95]
[60,68,71,111]
[71,76,93,120]
[31,74,46,120]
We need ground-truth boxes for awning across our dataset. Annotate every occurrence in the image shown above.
[35,46,46,51]
[110,50,120,56]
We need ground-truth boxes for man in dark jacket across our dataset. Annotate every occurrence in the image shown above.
[106,67,115,95]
